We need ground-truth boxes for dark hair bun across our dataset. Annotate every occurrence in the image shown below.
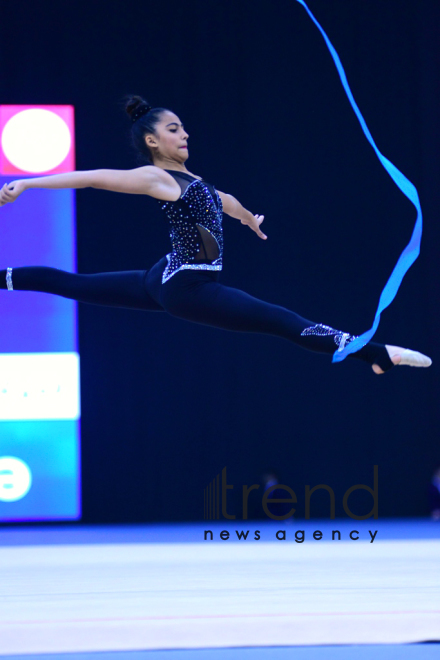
[124,95,150,121]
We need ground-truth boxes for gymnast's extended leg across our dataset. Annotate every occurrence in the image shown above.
[0,265,164,311]
[155,270,431,373]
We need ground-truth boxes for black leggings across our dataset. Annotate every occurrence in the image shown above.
[0,257,394,371]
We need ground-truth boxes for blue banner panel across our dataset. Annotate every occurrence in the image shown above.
[0,179,81,521]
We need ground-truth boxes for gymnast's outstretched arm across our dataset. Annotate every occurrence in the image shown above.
[0,170,269,240]
[0,165,180,206]
[217,189,267,240]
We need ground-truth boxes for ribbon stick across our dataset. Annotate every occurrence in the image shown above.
[294,0,423,363]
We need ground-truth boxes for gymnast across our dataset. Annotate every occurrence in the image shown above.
[0,95,432,374]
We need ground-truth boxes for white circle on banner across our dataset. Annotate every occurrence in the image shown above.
[1,109,71,173]
[0,456,32,502]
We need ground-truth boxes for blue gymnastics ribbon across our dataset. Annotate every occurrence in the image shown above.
[295,0,423,363]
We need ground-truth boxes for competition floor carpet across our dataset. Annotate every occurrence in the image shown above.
[0,519,439,659]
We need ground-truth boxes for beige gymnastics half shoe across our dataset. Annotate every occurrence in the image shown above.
[395,349,432,367]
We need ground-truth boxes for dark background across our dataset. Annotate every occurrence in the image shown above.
[1,0,439,522]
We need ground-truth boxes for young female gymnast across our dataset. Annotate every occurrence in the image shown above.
[0,96,432,374]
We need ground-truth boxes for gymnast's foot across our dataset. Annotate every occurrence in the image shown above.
[372,345,432,374]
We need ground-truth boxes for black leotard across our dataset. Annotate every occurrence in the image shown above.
[158,170,223,283]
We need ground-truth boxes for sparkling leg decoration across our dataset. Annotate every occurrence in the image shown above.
[300,324,364,353]
[6,267,13,291]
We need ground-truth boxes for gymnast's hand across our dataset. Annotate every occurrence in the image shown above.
[0,180,26,207]
[241,213,267,240]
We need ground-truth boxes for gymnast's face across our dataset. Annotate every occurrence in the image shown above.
[145,111,189,165]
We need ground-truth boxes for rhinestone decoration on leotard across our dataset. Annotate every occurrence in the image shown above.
[157,179,224,284]
[6,267,13,291]
[301,323,361,352]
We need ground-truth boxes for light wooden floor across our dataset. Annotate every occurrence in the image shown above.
[0,523,439,656]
